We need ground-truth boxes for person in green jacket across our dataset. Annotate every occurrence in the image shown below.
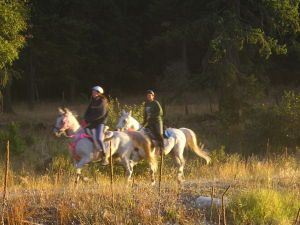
[143,90,164,149]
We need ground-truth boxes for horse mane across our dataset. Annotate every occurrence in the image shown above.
[64,108,78,118]
[126,131,157,172]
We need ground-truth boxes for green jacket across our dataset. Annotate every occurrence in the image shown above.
[143,100,163,125]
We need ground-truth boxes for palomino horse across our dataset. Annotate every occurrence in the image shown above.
[116,110,211,182]
[53,108,157,184]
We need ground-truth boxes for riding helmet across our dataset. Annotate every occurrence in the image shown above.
[92,86,104,94]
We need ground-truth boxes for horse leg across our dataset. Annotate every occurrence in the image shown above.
[142,149,156,186]
[174,155,185,183]
[122,158,133,183]
[75,168,81,185]
[172,145,185,183]
[150,166,156,186]
[75,157,91,185]
[163,137,175,155]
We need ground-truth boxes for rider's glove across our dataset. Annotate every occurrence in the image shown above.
[80,120,88,128]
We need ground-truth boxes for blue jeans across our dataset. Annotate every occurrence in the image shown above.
[93,124,105,152]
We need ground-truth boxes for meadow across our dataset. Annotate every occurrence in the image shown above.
[0,100,299,225]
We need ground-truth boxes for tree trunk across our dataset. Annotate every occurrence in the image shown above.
[182,37,189,76]
[69,80,76,102]
[28,46,35,110]
[182,37,190,115]
[3,76,14,114]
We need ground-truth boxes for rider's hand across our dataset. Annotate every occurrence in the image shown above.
[80,120,88,128]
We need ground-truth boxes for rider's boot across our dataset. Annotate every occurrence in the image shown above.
[100,151,109,166]
[99,142,109,166]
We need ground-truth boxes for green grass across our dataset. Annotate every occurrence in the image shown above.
[229,189,300,225]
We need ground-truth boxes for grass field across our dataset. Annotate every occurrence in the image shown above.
[0,102,299,224]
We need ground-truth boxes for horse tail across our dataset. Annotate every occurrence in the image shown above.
[179,128,211,164]
[127,131,158,172]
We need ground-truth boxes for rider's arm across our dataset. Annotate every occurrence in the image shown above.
[142,106,147,126]
[85,98,107,123]
[152,101,163,118]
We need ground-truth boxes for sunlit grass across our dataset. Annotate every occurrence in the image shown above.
[0,102,299,224]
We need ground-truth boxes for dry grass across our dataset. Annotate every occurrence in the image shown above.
[0,153,298,224]
[0,102,299,224]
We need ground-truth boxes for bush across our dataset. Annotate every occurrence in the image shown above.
[242,91,300,154]
[0,122,24,155]
[210,145,227,164]
[48,155,74,175]
[107,97,144,129]
[229,189,300,225]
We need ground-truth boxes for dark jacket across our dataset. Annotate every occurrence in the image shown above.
[84,96,108,128]
[143,100,163,125]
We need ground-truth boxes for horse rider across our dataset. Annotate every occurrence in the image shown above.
[83,85,109,165]
[142,90,164,150]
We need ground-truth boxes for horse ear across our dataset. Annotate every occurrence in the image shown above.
[121,109,126,115]
[128,110,132,116]
[58,107,65,114]
[64,107,70,113]
[104,126,110,132]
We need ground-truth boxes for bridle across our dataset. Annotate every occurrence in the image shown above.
[53,114,69,136]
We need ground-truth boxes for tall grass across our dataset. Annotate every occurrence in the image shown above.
[229,189,300,225]
[0,101,299,224]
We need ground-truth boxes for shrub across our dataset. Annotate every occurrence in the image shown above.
[107,97,144,129]
[229,189,300,225]
[242,90,300,154]
[0,122,24,155]
[210,145,227,164]
[48,155,74,175]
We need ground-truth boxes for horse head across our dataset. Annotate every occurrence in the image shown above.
[116,110,133,131]
[53,107,80,137]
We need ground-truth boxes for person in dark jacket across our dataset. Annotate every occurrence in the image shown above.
[143,90,164,149]
[84,86,109,165]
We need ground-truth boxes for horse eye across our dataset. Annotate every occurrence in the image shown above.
[60,117,65,126]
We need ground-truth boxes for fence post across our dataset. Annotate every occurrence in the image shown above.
[110,140,114,206]
[294,207,300,225]
[109,141,117,224]
[1,141,10,225]
[157,147,164,219]
[266,138,270,160]
[210,186,215,222]
[221,185,231,225]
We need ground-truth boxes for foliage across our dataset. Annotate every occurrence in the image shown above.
[0,0,28,107]
[148,0,300,124]
[243,91,300,153]
[210,145,227,164]
[0,0,28,71]
[107,97,144,129]
[229,189,300,225]
[3,0,298,112]
[48,155,73,175]
[0,122,24,155]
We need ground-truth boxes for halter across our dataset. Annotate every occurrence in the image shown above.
[68,132,92,160]
[54,113,72,137]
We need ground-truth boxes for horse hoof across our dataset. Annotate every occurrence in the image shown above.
[177,177,184,184]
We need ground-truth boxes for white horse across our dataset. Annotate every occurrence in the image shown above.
[53,108,157,184]
[116,110,211,182]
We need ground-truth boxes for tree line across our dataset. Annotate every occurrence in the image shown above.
[1,0,300,118]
